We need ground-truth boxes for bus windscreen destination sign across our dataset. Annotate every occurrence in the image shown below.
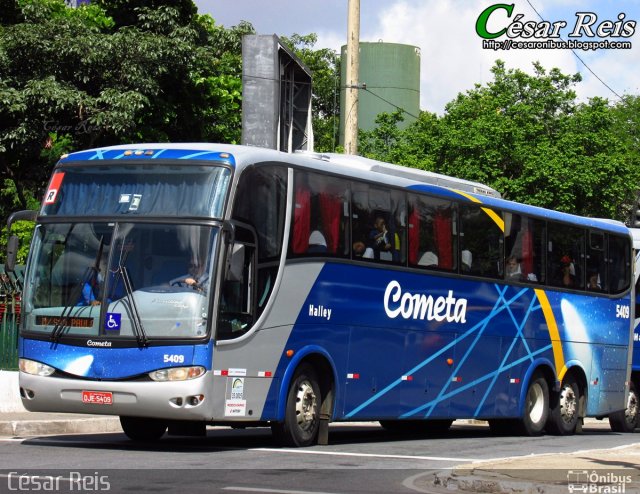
[36,316,94,328]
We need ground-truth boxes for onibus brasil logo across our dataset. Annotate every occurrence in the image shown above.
[476,3,636,51]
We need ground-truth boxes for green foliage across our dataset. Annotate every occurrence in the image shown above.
[360,61,639,222]
[0,1,250,207]
[0,0,252,261]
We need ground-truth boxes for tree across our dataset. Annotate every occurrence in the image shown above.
[0,0,249,223]
[360,61,638,221]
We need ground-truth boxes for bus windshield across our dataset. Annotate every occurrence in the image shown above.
[22,222,218,341]
[40,163,231,218]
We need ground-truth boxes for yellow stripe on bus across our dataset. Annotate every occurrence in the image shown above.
[452,189,505,232]
[534,288,567,380]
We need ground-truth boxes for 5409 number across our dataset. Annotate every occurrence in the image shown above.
[616,304,630,319]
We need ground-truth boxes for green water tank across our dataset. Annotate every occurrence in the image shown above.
[340,41,420,144]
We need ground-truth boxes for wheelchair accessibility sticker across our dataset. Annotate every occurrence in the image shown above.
[105,313,121,331]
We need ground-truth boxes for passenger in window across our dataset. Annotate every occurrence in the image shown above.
[353,240,374,259]
[307,230,328,254]
[369,217,392,260]
[587,271,601,291]
[505,256,522,281]
[78,278,101,306]
[559,255,576,288]
[77,260,108,306]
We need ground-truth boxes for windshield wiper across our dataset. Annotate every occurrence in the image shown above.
[120,266,148,347]
[51,236,104,342]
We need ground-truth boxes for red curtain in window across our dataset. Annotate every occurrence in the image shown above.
[319,193,342,253]
[434,210,453,269]
[408,207,420,265]
[292,188,310,254]
[521,219,534,275]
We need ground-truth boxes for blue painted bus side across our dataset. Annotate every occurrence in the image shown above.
[263,262,631,422]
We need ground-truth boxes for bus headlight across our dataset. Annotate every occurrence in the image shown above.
[19,359,55,377]
[149,366,205,382]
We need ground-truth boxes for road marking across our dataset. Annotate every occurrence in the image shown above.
[223,488,342,494]
[251,448,479,462]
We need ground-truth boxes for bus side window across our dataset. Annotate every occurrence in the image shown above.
[608,235,630,295]
[290,171,349,258]
[459,204,503,279]
[547,223,585,290]
[408,195,456,272]
[503,214,545,284]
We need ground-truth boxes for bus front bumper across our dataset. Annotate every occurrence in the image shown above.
[19,371,216,421]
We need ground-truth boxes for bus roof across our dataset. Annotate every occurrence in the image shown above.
[299,152,502,199]
[58,143,629,235]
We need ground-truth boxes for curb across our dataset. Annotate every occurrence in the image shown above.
[0,417,121,437]
[429,471,571,494]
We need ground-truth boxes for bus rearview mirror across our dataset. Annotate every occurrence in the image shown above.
[5,235,19,273]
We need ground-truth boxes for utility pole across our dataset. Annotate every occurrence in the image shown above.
[344,0,360,155]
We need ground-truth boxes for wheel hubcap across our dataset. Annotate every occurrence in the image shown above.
[625,390,638,426]
[528,383,545,424]
[295,380,318,432]
[560,385,577,423]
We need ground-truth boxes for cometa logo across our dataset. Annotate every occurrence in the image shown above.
[87,340,112,347]
[383,280,468,324]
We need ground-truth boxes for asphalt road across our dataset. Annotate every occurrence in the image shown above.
[0,421,638,494]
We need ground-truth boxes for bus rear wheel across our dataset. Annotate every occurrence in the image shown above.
[609,381,639,433]
[272,364,321,447]
[546,375,581,435]
[120,416,167,441]
[518,373,549,436]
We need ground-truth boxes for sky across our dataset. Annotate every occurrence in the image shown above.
[194,1,640,113]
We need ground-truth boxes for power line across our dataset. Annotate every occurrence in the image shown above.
[361,87,421,121]
[525,0,623,100]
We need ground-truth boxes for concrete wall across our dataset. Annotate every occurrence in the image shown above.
[0,371,26,412]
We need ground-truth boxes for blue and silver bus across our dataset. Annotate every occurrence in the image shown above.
[8,143,634,446]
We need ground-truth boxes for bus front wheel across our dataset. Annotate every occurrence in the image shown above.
[272,364,321,447]
[120,416,167,441]
[609,381,639,433]
[546,375,581,435]
[519,373,549,436]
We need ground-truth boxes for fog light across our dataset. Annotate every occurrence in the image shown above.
[187,394,204,406]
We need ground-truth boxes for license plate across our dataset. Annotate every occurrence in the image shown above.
[82,391,113,405]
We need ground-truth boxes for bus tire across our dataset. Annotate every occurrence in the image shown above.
[120,416,167,441]
[519,373,549,436]
[272,364,321,447]
[609,381,639,433]
[546,375,581,435]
